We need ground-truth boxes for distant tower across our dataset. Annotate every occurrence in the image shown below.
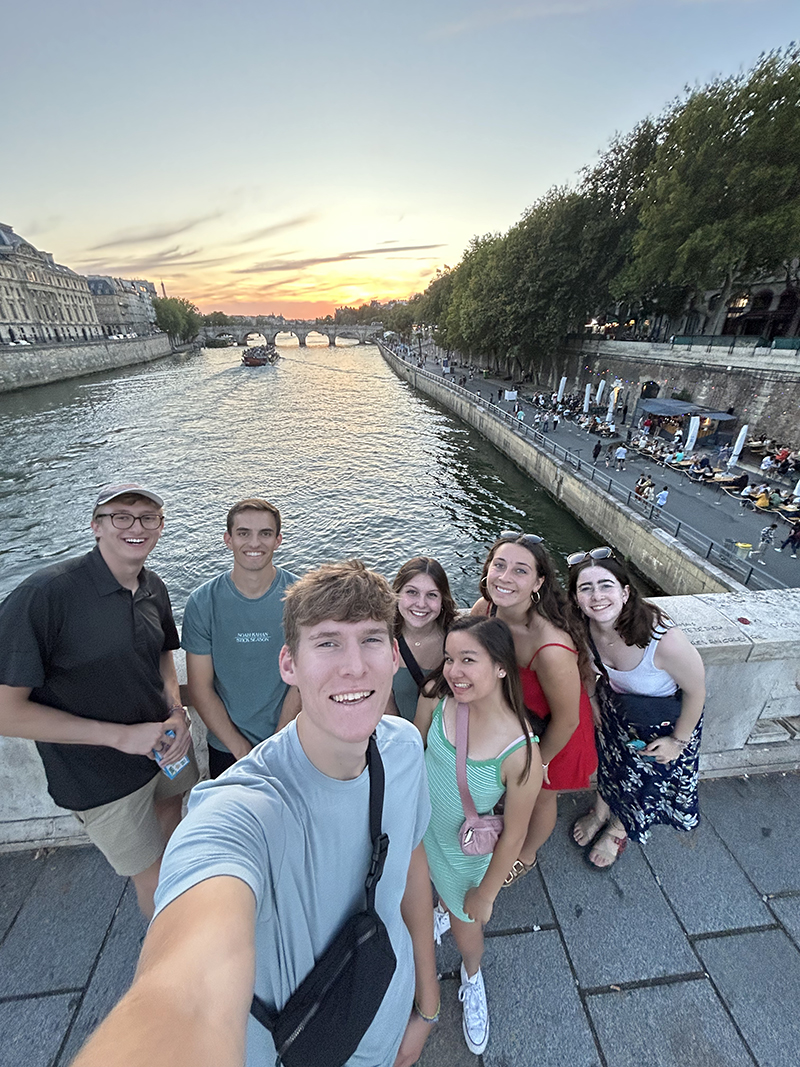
[160,280,167,298]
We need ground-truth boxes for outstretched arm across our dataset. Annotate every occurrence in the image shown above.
[70,876,256,1067]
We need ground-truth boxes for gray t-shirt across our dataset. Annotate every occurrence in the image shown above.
[181,568,298,751]
[154,716,430,1067]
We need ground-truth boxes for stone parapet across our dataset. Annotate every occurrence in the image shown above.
[2,590,798,849]
[0,334,172,393]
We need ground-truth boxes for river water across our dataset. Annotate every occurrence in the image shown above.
[0,339,598,616]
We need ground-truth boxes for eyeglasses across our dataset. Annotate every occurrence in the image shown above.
[498,531,544,547]
[566,547,615,567]
[95,512,164,530]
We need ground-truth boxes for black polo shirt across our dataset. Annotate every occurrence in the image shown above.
[0,546,180,810]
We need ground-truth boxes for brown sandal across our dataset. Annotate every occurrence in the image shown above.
[585,826,627,870]
[572,807,608,848]
[502,857,537,888]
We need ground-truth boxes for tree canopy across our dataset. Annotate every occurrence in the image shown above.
[408,46,800,374]
[153,297,202,345]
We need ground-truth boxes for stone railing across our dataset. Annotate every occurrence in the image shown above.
[2,591,799,851]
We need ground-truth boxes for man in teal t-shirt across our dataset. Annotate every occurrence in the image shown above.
[183,498,300,777]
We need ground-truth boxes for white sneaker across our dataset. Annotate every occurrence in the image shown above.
[459,963,489,1054]
[433,902,451,945]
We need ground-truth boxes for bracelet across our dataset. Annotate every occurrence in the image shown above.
[413,997,441,1024]
[168,704,191,725]
[669,735,689,749]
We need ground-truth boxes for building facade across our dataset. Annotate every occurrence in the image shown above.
[0,224,103,345]
[85,276,157,337]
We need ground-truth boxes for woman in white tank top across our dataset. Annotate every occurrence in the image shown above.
[566,550,706,869]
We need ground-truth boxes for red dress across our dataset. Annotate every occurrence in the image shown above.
[519,644,597,791]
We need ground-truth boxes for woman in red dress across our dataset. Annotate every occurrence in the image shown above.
[471,533,596,883]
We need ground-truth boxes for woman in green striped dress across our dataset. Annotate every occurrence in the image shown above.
[415,616,542,1054]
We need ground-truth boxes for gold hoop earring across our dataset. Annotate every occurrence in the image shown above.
[531,590,541,604]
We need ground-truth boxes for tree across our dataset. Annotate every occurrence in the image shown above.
[153,297,202,346]
[620,48,800,332]
[202,311,230,326]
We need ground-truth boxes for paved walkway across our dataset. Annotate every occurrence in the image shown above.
[409,354,799,589]
[2,773,799,1066]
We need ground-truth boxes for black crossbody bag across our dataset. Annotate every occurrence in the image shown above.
[588,633,681,740]
[249,733,397,1067]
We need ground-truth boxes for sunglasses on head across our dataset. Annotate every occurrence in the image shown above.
[498,531,544,547]
[566,547,616,567]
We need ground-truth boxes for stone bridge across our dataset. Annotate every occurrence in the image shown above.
[200,318,384,347]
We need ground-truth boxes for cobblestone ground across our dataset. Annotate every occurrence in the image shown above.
[2,774,799,1067]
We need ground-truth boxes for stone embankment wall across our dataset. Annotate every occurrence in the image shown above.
[0,335,173,393]
[569,338,800,442]
[382,346,736,596]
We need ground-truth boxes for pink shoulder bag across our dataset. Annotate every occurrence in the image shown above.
[456,702,505,856]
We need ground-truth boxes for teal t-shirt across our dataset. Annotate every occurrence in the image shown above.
[181,568,298,751]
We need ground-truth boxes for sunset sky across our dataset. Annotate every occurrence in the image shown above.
[4,0,797,319]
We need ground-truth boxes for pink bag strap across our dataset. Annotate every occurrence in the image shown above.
[455,702,479,822]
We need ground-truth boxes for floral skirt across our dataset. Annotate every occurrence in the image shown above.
[596,703,703,842]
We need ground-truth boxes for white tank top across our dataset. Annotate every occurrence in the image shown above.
[604,630,678,697]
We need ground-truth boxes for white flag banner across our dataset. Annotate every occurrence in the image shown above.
[684,415,701,452]
[606,390,616,422]
[583,384,592,412]
[557,376,567,402]
[596,380,606,404]
[504,390,518,401]
[729,424,748,467]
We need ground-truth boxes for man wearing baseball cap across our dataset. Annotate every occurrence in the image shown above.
[0,483,198,918]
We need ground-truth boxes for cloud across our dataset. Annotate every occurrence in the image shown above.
[89,212,223,250]
[234,244,445,274]
[238,213,318,244]
[76,246,244,277]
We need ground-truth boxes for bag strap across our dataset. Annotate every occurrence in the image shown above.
[455,702,479,822]
[364,732,389,911]
[586,631,609,681]
[397,634,426,689]
[250,732,389,1033]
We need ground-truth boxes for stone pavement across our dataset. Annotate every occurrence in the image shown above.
[412,354,799,589]
[3,773,799,1067]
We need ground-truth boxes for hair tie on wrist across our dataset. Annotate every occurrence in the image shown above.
[414,997,441,1024]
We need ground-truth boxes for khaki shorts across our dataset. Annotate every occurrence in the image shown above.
[72,747,200,877]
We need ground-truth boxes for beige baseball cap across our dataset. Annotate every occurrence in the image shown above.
[94,483,165,508]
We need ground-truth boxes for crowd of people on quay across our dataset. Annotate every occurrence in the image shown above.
[0,484,709,1065]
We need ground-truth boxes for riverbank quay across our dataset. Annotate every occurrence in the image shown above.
[0,335,173,393]
[378,343,788,594]
[571,337,800,444]
[2,772,799,1067]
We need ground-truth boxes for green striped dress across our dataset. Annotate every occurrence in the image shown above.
[423,698,535,923]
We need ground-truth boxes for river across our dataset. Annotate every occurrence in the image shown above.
[0,338,599,615]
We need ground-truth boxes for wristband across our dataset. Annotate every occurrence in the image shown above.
[168,704,191,725]
[414,997,441,1024]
